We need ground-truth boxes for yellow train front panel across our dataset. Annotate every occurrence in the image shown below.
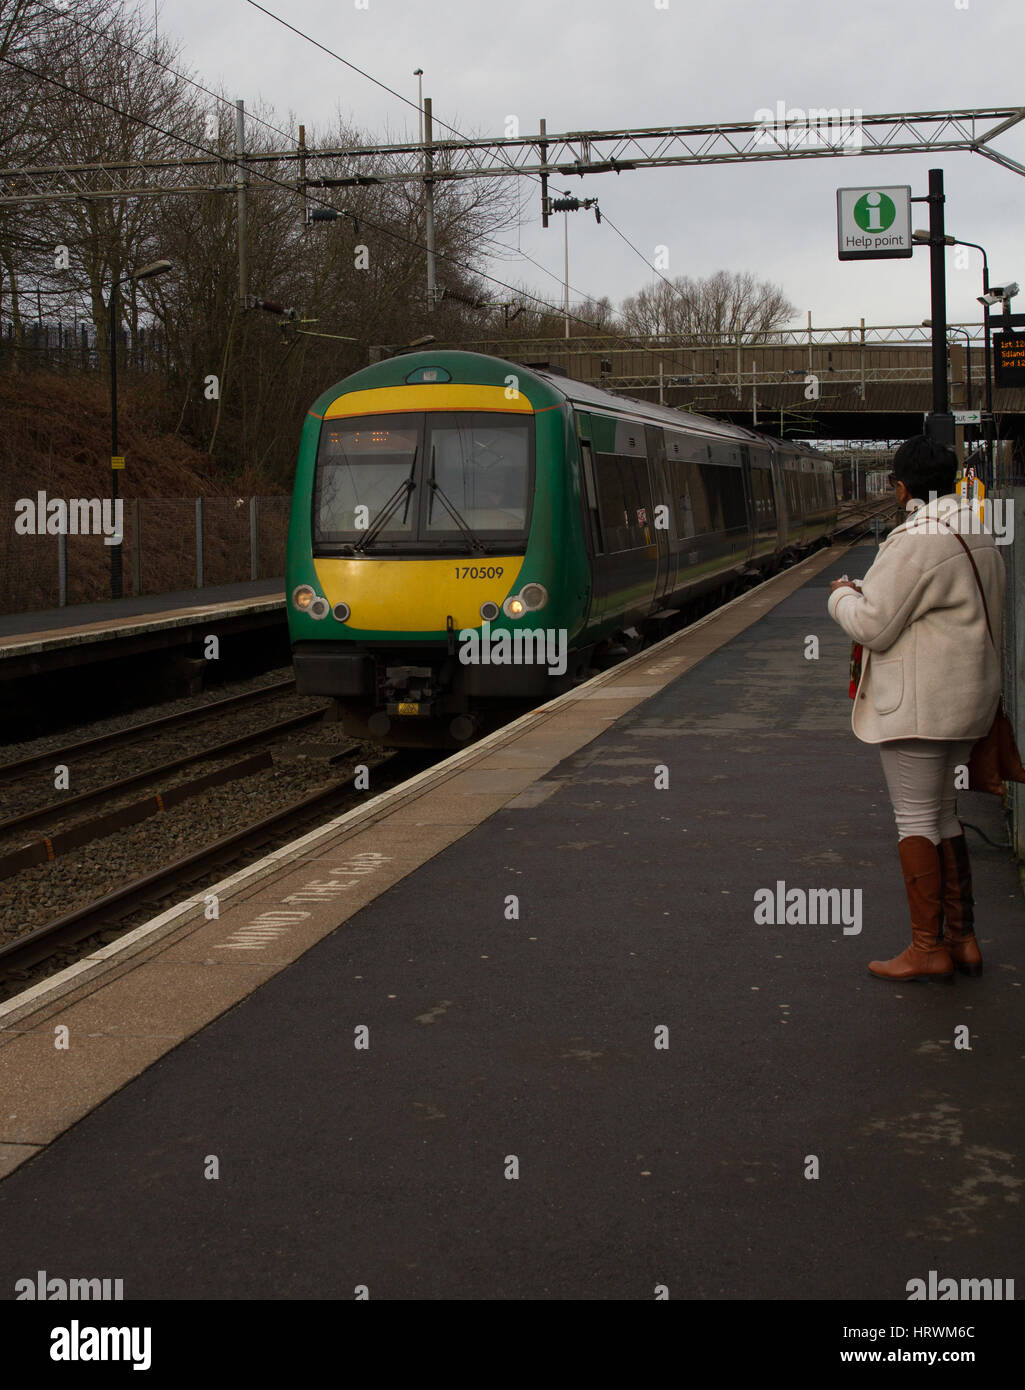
[312,556,526,635]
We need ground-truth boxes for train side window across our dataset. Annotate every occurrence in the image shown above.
[579,442,604,554]
[703,445,746,530]
[670,457,696,538]
[750,453,776,522]
[594,453,630,552]
[594,452,653,551]
[621,453,654,546]
[670,455,712,536]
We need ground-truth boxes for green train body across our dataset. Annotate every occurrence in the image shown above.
[286,350,837,745]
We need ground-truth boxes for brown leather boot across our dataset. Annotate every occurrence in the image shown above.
[869,837,954,983]
[940,832,983,977]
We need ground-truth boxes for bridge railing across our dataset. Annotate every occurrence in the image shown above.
[454,332,993,407]
[461,324,989,354]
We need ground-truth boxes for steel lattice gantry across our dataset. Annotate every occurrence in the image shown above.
[1,107,1024,206]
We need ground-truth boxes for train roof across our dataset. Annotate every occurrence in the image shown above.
[518,359,831,464]
[318,350,832,466]
[519,362,750,438]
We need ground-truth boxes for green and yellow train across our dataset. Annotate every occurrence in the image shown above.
[286,350,837,746]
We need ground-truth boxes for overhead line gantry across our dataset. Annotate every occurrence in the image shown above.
[2,108,1023,208]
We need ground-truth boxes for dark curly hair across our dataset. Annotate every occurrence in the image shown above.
[891,435,958,500]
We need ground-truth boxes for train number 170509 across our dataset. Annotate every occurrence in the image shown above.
[453,566,504,579]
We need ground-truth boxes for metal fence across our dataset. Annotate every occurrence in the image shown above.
[0,320,166,373]
[1,496,289,615]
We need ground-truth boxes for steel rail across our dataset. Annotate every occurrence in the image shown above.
[0,678,297,780]
[0,753,401,981]
[0,706,326,843]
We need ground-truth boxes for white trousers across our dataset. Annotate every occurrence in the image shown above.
[877,739,975,843]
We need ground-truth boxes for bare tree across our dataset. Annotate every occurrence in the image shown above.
[32,2,199,343]
[0,0,114,359]
[0,8,554,481]
[620,270,796,341]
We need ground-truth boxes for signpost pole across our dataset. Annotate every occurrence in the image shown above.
[109,278,122,601]
[925,169,953,444]
[982,274,994,484]
[836,178,955,443]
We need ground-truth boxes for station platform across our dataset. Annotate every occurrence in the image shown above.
[0,580,288,732]
[0,542,1022,1301]
[0,578,284,653]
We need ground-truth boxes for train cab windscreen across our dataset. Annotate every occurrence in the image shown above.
[313,411,532,547]
[425,413,531,535]
[313,414,419,543]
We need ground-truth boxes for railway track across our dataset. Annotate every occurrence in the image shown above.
[0,704,330,878]
[832,497,898,538]
[0,746,431,994]
[0,676,297,781]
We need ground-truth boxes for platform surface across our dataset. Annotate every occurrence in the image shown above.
[0,543,1021,1301]
[0,578,284,646]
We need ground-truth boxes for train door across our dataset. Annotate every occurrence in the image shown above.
[574,412,609,626]
[584,412,658,627]
[739,444,757,564]
[748,444,780,560]
[772,442,792,549]
[645,424,674,604]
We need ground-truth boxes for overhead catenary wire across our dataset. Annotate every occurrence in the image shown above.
[16,1,724,345]
[0,53,592,329]
[239,1,715,374]
[0,43,690,353]
[243,0,722,327]
[33,0,298,146]
[31,0,573,319]
[2,15,764,393]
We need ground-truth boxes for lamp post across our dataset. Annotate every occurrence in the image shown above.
[951,240,993,425]
[914,232,998,482]
[108,259,172,599]
[954,238,996,483]
[413,69,423,146]
[421,93,437,312]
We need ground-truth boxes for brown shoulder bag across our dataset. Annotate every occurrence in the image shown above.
[943,524,1025,795]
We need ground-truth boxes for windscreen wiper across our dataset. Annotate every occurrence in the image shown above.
[352,458,416,553]
[429,449,487,553]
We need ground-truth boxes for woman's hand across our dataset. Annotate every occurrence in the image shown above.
[829,578,862,594]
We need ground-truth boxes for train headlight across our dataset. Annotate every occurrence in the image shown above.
[292,584,317,611]
[519,583,548,612]
[502,595,527,619]
[480,601,500,621]
[308,597,329,619]
[333,602,351,622]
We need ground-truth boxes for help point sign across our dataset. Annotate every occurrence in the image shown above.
[837,186,912,260]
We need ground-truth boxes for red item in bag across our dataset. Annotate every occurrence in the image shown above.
[849,643,863,700]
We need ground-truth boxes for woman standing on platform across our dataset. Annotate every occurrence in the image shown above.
[826,436,1005,983]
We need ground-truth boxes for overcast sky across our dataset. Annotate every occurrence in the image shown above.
[159,0,1025,333]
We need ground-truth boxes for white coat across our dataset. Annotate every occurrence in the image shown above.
[827,493,1005,744]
